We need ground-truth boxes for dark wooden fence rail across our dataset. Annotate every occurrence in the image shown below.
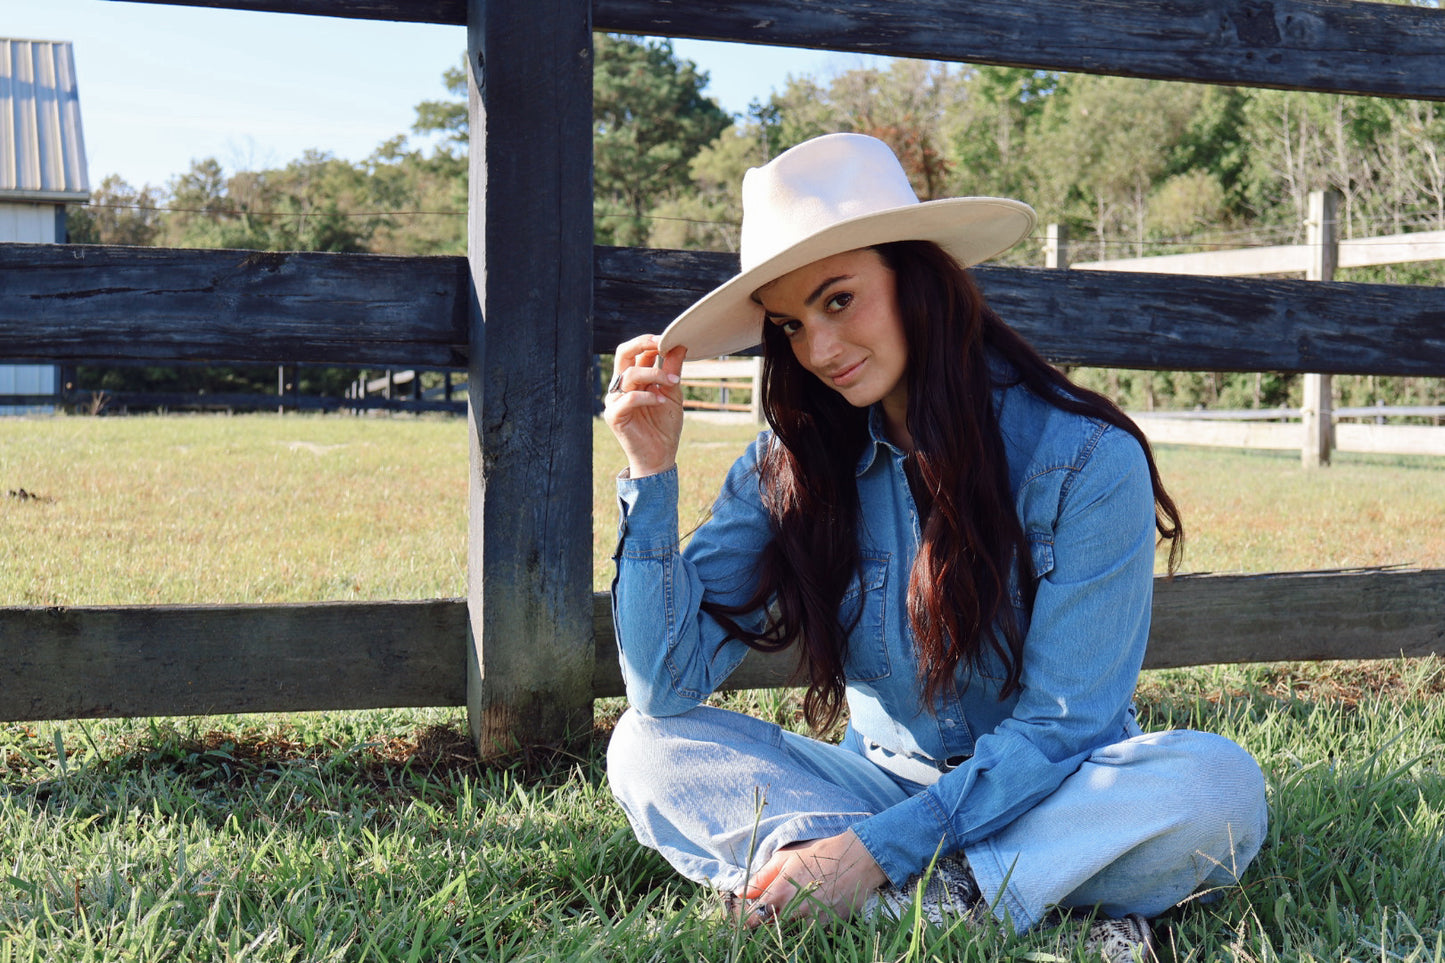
[5,568,1443,719]
[130,0,1445,100]
[3,0,1444,743]
[6,244,1445,377]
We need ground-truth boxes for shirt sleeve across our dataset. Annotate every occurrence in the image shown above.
[850,425,1158,885]
[611,434,778,717]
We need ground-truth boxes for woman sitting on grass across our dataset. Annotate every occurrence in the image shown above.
[602,132,1267,959]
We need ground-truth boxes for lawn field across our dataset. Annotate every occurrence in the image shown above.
[2,413,1442,961]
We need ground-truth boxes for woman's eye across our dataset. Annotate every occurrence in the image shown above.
[825,292,853,312]
[779,319,802,336]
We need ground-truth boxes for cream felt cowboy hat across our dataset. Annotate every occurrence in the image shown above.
[658,132,1036,360]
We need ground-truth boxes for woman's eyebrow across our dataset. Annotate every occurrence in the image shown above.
[758,274,855,321]
[805,275,853,307]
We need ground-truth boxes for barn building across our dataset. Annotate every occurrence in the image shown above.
[1,37,90,414]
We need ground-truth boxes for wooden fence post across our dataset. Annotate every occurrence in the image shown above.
[1044,223,1069,270]
[1301,189,1339,469]
[748,355,765,424]
[466,0,595,757]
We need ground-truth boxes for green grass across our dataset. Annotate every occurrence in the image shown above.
[3,413,1444,961]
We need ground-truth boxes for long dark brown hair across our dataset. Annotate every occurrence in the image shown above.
[701,240,1183,733]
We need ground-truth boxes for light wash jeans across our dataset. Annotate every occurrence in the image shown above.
[607,705,1268,932]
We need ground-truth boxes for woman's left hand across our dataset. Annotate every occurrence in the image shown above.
[734,829,888,927]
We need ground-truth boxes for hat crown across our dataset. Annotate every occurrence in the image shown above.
[739,133,921,272]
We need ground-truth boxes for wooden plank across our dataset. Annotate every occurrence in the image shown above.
[1135,416,1302,451]
[0,601,468,721]
[682,359,760,380]
[1339,230,1445,270]
[1071,231,1445,275]
[7,243,1444,377]
[593,247,1445,378]
[1335,405,1445,419]
[0,243,468,367]
[1146,568,1445,668]
[1131,408,1301,421]
[1335,423,1445,458]
[109,0,466,24]
[1074,245,1310,277]
[465,0,596,757]
[3,568,1440,722]
[113,0,1445,100]
[593,0,1445,102]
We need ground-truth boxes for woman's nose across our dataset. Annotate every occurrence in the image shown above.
[807,324,842,365]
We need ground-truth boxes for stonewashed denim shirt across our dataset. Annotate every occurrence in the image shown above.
[611,370,1157,887]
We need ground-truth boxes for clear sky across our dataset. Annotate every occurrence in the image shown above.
[3,0,887,192]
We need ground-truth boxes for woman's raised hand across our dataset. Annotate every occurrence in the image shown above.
[603,334,688,478]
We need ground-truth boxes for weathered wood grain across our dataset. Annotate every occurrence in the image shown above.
[5,569,1438,721]
[599,0,1445,101]
[112,0,1445,100]
[0,243,469,367]
[465,0,597,757]
[1147,568,1445,669]
[594,247,1445,378]
[0,601,468,721]
[111,0,466,24]
[7,244,1444,377]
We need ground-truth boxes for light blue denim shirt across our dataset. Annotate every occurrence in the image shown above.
[611,371,1158,887]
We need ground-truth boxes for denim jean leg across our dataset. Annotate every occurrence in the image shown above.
[607,705,912,894]
[966,729,1269,932]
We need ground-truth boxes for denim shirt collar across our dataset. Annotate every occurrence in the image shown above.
[855,406,902,477]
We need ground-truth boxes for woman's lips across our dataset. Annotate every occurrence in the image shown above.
[830,360,864,387]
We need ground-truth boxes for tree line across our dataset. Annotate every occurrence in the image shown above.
[67,33,1443,416]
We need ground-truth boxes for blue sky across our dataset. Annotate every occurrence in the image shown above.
[3,0,887,191]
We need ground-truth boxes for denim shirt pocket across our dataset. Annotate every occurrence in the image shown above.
[841,552,892,682]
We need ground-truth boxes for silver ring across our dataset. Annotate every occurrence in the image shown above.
[750,902,775,922]
[607,372,623,394]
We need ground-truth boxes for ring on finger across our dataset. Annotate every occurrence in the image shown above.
[750,902,775,922]
[607,372,623,394]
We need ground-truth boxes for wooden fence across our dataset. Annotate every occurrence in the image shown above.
[680,358,763,420]
[3,0,1445,754]
[1070,190,1445,466]
[1133,408,1445,458]
[0,363,468,415]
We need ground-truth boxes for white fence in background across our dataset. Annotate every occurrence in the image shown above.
[1133,406,1445,458]
[1061,190,1442,466]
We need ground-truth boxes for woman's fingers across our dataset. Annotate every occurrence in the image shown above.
[736,831,888,928]
[742,863,783,902]
[608,338,685,398]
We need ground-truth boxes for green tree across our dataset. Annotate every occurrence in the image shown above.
[67,175,165,246]
[944,66,1057,203]
[592,34,732,246]
[407,37,732,247]
[410,59,469,152]
[646,124,766,251]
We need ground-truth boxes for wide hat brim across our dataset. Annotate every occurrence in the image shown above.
[658,197,1035,361]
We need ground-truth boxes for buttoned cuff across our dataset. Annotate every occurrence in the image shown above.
[615,466,680,557]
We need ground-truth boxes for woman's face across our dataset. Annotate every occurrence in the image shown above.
[755,247,909,420]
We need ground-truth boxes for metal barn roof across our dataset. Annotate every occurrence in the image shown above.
[1,38,90,202]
